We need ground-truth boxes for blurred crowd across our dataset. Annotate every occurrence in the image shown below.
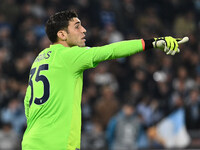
[0,0,199,149]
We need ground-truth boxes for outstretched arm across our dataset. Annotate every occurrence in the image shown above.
[91,36,189,64]
[61,36,189,72]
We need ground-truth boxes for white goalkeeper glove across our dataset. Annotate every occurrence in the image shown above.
[152,36,189,55]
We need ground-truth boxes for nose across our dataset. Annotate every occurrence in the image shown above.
[81,26,86,33]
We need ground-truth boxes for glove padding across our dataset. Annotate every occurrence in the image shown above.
[153,36,189,55]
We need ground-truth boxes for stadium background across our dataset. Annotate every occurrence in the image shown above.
[0,0,199,149]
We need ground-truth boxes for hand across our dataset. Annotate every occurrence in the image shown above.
[153,36,189,55]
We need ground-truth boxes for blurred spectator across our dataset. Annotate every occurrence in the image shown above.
[161,56,174,81]
[129,53,147,71]
[0,123,20,150]
[39,35,51,51]
[94,85,119,129]
[0,47,11,72]
[196,75,200,89]
[86,27,104,46]
[119,0,136,32]
[185,89,200,129]
[170,92,184,111]
[125,80,143,104]
[81,121,107,150]
[136,6,163,38]
[29,0,46,19]
[0,78,10,109]
[0,0,20,23]
[0,26,12,50]
[155,81,171,114]
[1,98,26,135]
[136,96,152,127]
[21,29,38,52]
[7,79,21,98]
[173,66,195,97]
[75,0,90,9]
[137,97,163,127]
[81,85,97,132]
[93,63,119,92]
[32,18,46,39]
[99,0,116,27]
[149,99,163,123]
[3,53,33,83]
[173,11,196,36]
[106,101,144,150]
[101,23,124,44]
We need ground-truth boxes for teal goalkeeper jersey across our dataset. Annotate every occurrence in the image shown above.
[22,40,144,150]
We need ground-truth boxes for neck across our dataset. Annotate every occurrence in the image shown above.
[54,40,70,47]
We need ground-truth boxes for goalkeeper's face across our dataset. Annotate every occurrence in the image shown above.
[65,17,87,47]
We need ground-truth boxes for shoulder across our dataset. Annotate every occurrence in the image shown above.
[59,46,90,55]
[115,111,124,120]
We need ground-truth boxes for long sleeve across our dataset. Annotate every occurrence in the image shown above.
[60,39,145,73]
[91,39,144,64]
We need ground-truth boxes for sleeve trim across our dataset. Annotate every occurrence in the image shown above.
[141,39,145,51]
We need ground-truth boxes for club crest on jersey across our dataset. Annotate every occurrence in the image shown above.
[85,47,91,50]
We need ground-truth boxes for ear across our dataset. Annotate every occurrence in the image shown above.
[57,30,68,41]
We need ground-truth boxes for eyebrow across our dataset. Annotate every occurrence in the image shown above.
[74,21,81,25]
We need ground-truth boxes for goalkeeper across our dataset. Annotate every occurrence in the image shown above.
[21,10,189,150]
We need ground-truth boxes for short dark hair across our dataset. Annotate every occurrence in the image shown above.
[45,10,78,43]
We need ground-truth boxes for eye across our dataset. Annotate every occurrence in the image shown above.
[75,25,79,29]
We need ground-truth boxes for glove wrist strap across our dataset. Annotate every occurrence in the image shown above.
[144,39,154,50]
